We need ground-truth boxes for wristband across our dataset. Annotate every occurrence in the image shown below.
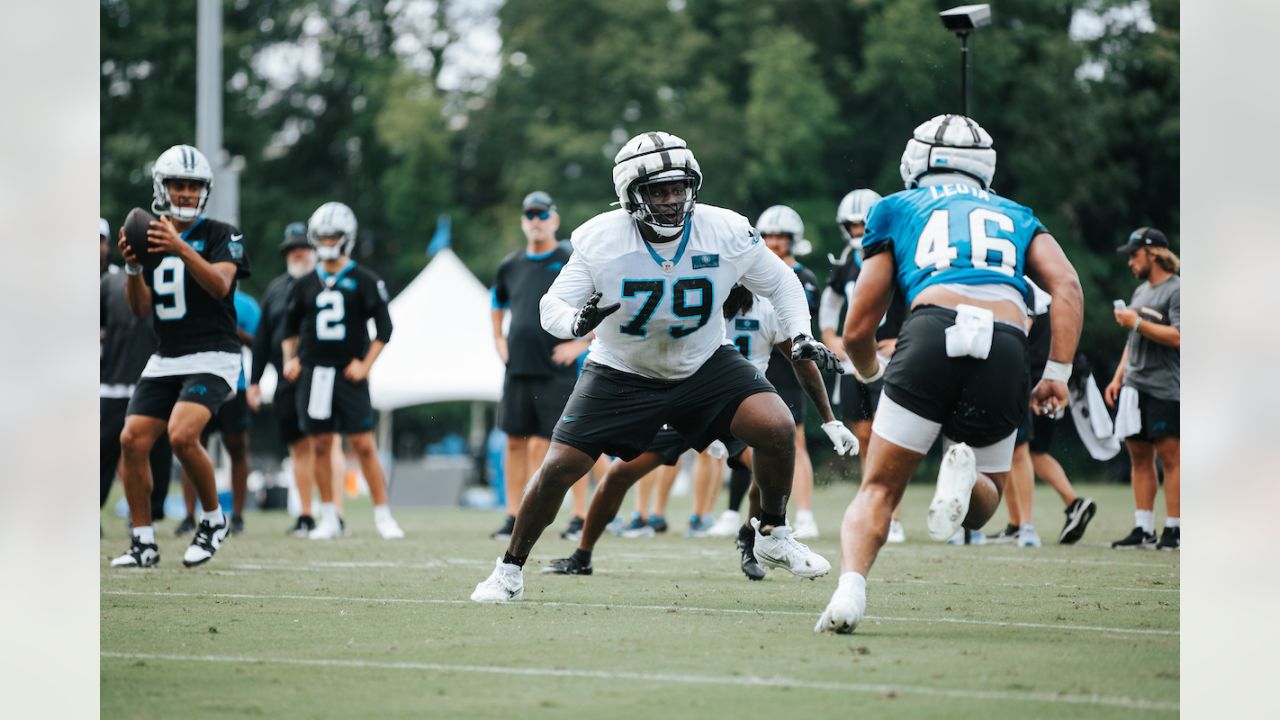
[853,360,885,384]
[124,262,143,276]
[1041,360,1072,383]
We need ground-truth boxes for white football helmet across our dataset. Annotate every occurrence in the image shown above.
[836,189,882,246]
[756,205,810,255]
[307,202,358,260]
[151,144,213,221]
[613,131,702,238]
[899,114,996,189]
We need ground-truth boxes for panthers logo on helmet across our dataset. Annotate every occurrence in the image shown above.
[756,205,810,256]
[151,144,214,221]
[612,131,702,238]
[836,189,883,248]
[899,115,997,190]
[307,202,359,260]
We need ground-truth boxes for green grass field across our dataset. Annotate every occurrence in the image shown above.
[101,480,1178,718]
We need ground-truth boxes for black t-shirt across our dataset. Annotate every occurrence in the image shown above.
[824,255,907,342]
[1026,311,1052,383]
[765,262,821,395]
[286,262,393,367]
[141,217,251,356]
[251,272,298,384]
[101,267,158,386]
[492,244,577,379]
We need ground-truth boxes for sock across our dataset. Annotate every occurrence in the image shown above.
[320,502,337,523]
[133,526,156,545]
[374,505,393,524]
[1135,510,1155,534]
[727,466,751,511]
[1019,523,1035,532]
[838,571,867,594]
[571,548,592,566]
[502,552,526,568]
[796,509,815,523]
[1165,517,1179,529]
[202,506,225,527]
[758,511,786,531]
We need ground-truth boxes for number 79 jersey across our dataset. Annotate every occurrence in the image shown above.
[286,262,394,367]
[861,183,1047,306]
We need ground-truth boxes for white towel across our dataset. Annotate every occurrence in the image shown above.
[945,304,994,359]
[1112,385,1142,441]
[307,366,337,420]
[1069,373,1121,461]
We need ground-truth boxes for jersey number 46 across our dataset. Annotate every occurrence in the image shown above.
[914,208,1017,276]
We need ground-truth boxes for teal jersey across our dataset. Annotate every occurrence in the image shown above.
[861,183,1047,306]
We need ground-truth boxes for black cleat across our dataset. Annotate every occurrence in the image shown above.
[542,555,593,575]
[559,516,585,541]
[1059,498,1097,544]
[110,536,159,568]
[288,515,316,538]
[230,513,245,536]
[648,514,669,534]
[1111,526,1156,550]
[490,515,515,540]
[737,536,766,581]
[173,516,197,537]
[1156,526,1179,551]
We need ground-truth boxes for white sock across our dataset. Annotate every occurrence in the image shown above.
[796,509,815,523]
[1019,523,1035,532]
[1135,510,1155,534]
[133,526,156,545]
[838,571,867,594]
[320,503,337,523]
[202,506,225,527]
[374,505,393,523]
[1165,517,1179,529]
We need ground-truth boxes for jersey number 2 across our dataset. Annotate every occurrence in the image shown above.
[914,208,1017,277]
[316,290,346,341]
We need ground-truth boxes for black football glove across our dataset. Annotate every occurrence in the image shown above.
[571,291,621,337]
[791,334,845,374]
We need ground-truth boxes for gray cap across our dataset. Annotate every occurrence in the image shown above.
[521,191,555,213]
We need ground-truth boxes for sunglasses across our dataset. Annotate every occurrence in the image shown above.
[524,210,551,221]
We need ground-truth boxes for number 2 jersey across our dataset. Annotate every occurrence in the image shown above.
[286,261,394,368]
[142,217,251,357]
[861,182,1047,307]
[541,205,811,381]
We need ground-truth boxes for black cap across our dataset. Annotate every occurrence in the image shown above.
[1116,227,1169,254]
[280,222,310,253]
[521,191,555,213]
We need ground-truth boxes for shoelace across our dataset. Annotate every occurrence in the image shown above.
[192,521,220,551]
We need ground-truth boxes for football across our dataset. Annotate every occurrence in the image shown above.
[122,207,162,272]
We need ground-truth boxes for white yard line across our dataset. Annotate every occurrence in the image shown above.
[98,651,1178,712]
[101,590,1178,637]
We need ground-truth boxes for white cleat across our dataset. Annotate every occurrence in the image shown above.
[886,519,906,544]
[792,512,819,540]
[308,516,342,540]
[815,573,867,634]
[182,518,231,567]
[376,515,405,540]
[704,510,741,537]
[470,558,524,603]
[1017,524,1041,548]
[927,443,978,542]
[750,518,830,579]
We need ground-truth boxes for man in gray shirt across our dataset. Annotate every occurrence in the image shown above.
[1105,227,1180,550]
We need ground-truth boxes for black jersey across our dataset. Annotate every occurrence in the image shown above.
[1026,311,1052,382]
[286,261,393,367]
[141,217,251,356]
[492,244,577,378]
[251,271,299,384]
[101,267,158,386]
[764,262,820,396]
[825,255,907,342]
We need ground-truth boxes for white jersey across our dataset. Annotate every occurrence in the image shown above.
[726,296,788,373]
[542,205,811,380]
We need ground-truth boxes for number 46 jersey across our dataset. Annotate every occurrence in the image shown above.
[543,205,811,381]
[286,261,393,368]
[862,182,1048,306]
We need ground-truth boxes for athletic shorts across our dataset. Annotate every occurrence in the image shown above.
[765,351,806,425]
[497,373,576,439]
[835,374,882,423]
[881,305,1029,449]
[202,392,250,441]
[127,373,233,420]
[1016,408,1058,453]
[647,426,749,466]
[1126,391,1179,442]
[297,365,374,436]
[552,345,777,462]
[274,379,304,446]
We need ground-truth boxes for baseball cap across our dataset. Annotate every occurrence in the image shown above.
[280,221,310,253]
[1116,227,1169,254]
[521,191,555,213]
[100,217,110,239]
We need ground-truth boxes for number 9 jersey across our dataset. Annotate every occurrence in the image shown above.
[286,261,393,367]
[861,182,1048,307]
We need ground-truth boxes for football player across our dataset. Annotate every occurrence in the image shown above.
[472,131,844,603]
[112,145,251,568]
[281,202,403,540]
[756,205,824,540]
[543,284,857,580]
[816,115,1084,633]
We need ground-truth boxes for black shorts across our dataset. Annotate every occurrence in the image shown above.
[1126,391,1179,442]
[297,365,375,436]
[882,305,1029,448]
[274,379,304,446]
[646,426,749,466]
[126,373,233,420]
[552,345,777,462]
[765,352,806,424]
[498,373,576,438]
[202,391,250,441]
[1015,407,1057,452]
[836,374,881,423]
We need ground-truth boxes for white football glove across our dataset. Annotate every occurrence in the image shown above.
[821,420,859,456]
